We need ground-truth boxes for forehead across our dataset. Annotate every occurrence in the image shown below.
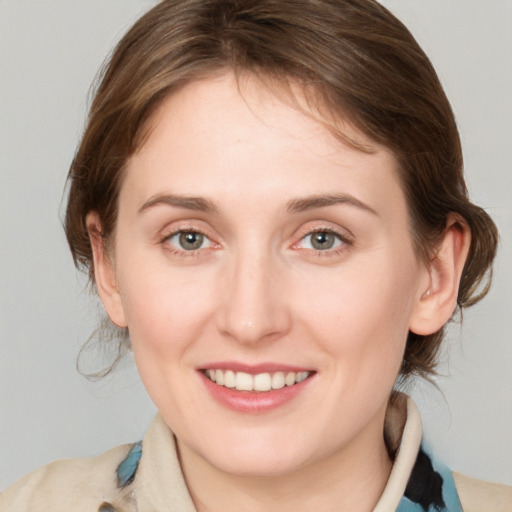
[142,71,379,158]
[122,72,405,222]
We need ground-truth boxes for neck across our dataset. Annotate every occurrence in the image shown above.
[177,412,393,512]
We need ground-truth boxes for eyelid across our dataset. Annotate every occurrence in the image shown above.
[293,221,353,242]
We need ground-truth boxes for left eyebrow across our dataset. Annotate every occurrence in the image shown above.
[286,193,378,216]
[137,193,219,215]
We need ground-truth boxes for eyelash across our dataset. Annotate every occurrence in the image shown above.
[159,226,352,258]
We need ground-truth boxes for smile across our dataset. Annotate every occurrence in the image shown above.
[204,369,311,392]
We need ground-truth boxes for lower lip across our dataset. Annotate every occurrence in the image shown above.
[199,372,314,413]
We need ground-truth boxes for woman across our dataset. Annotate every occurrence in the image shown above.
[1,0,511,510]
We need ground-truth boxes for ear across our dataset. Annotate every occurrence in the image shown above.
[86,212,128,328]
[409,214,471,335]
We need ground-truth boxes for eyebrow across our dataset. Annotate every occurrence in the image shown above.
[138,192,377,217]
[138,194,219,215]
[286,193,378,216]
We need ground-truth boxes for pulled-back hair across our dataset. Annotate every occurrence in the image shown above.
[65,0,498,380]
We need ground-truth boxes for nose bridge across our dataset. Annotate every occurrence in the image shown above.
[217,243,290,344]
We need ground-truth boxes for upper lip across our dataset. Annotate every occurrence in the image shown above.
[199,362,314,374]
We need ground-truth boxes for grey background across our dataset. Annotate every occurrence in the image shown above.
[1,0,511,490]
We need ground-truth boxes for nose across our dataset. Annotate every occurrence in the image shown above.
[216,249,291,346]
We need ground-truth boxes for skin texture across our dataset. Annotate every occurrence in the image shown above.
[88,73,470,512]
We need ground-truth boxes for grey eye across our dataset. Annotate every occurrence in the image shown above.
[179,231,204,250]
[301,231,342,251]
[167,231,211,251]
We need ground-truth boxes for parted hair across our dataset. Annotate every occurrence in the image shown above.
[65,0,498,380]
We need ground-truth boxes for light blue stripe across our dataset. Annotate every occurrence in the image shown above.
[423,444,463,512]
[117,441,143,488]
[396,443,463,511]
[396,496,427,511]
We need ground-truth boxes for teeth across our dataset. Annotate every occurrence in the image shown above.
[296,371,309,383]
[254,373,272,391]
[271,372,285,390]
[285,372,296,386]
[235,372,253,391]
[204,369,311,391]
[224,370,236,388]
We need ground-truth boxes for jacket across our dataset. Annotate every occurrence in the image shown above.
[1,396,511,511]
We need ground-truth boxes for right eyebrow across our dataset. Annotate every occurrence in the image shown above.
[137,194,219,215]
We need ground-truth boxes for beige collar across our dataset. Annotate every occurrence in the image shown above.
[373,395,423,511]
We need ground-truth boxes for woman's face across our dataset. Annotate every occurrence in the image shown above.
[104,73,430,476]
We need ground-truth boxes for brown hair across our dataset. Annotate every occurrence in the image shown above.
[65,0,498,380]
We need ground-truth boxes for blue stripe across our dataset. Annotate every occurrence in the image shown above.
[116,441,143,488]
[397,444,463,511]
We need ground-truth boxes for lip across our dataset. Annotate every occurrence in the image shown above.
[198,362,316,414]
[200,361,312,374]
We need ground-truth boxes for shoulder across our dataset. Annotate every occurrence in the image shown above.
[0,443,137,512]
[0,414,193,512]
[453,472,512,512]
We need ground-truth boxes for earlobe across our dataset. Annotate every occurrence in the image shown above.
[409,214,471,336]
[86,213,128,328]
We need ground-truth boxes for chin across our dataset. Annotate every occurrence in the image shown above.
[208,448,307,478]
[190,427,314,477]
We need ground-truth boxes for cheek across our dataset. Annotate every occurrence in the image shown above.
[116,262,217,361]
[118,269,218,416]
[294,253,419,372]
